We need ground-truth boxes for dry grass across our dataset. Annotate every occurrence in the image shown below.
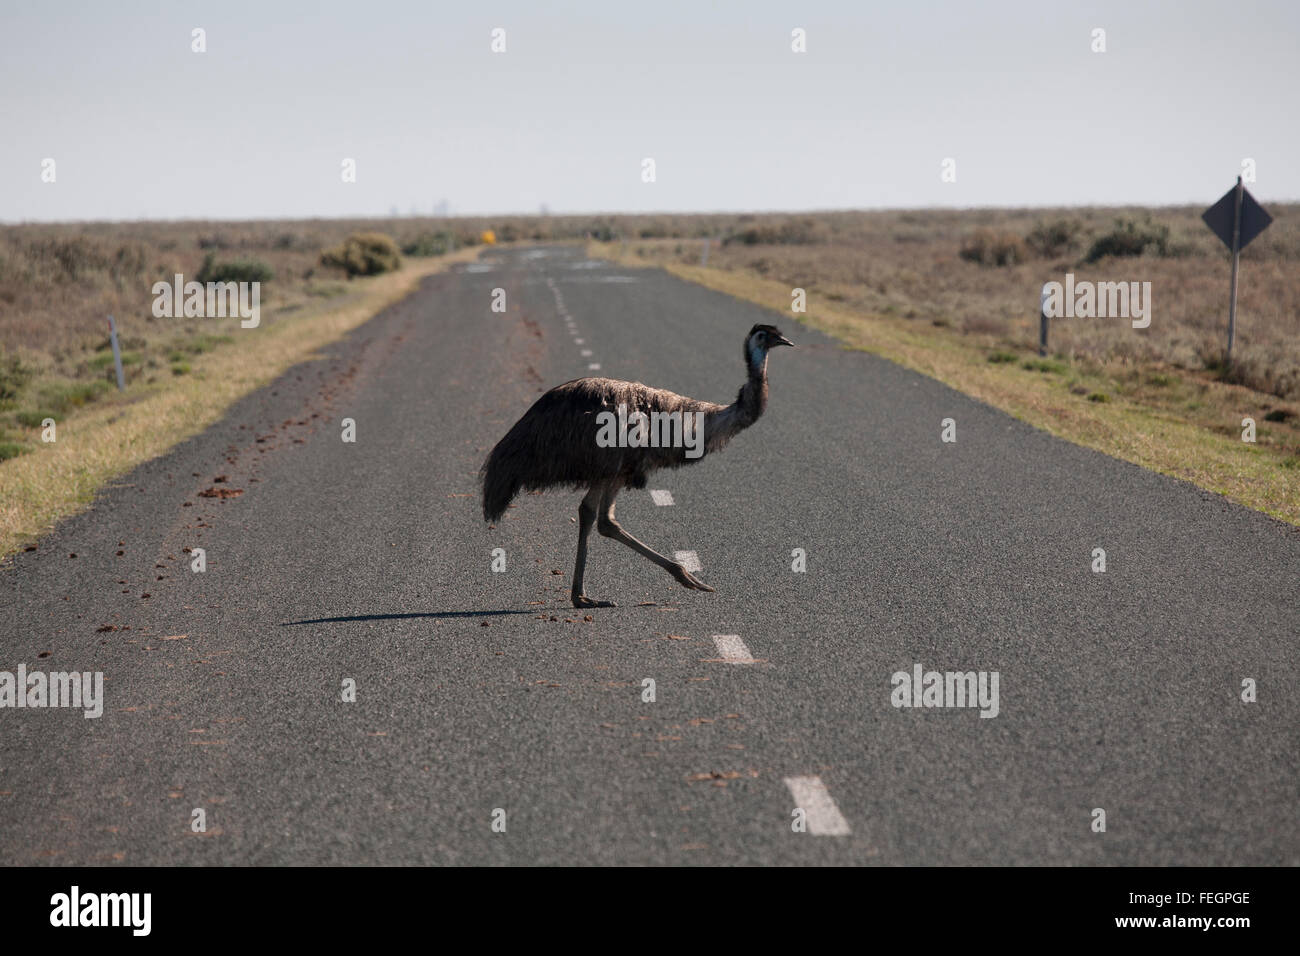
[0,247,479,557]
[590,233,1300,525]
[595,207,1300,402]
[3,206,1297,548]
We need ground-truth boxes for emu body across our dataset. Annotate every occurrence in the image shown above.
[481,324,793,608]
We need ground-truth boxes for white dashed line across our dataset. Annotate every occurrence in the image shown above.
[580,349,593,357]
[711,634,758,664]
[649,489,674,506]
[574,338,584,344]
[674,550,701,572]
[588,363,602,371]
[784,776,851,835]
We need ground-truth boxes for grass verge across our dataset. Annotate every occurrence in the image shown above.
[0,248,480,558]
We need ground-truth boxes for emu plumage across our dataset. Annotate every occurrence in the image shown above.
[481,323,793,608]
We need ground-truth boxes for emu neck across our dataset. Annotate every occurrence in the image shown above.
[704,349,768,449]
[736,351,769,425]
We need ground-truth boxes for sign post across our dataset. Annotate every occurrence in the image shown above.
[1202,177,1272,359]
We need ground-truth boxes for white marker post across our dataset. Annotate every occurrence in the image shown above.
[106,315,126,391]
[1039,283,1051,357]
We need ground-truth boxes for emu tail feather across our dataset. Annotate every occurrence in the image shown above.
[481,437,524,523]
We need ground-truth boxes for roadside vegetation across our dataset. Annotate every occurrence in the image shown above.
[0,218,485,555]
[587,205,1299,524]
[2,205,1296,550]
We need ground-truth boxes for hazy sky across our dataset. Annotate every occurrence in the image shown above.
[2,0,1296,222]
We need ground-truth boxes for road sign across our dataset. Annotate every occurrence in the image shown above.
[1201,177,1273,357]
[1203,182,1272,252]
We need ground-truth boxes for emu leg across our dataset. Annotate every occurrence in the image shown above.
[597,487,714,593]
[572,486,615,608]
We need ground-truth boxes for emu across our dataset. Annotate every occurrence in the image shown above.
[482,323,793,608]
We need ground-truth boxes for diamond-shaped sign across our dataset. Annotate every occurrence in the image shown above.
[1203,184,1273,252]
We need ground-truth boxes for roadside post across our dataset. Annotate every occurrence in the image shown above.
[106,314,126,391]
[1039,284,1051,357]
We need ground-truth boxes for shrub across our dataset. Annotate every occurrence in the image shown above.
[1021,358,1068,374]
[0,441,28,461]
[987,351,1018,363]
[402,233,453,257]
[320,233,402,277]
[1025,218,1082,258]
[24,236,111,279]
[15,409,56,428]
[959,229,1028,267]
[35,380,110,415]
[0,351,32,402]
[725,218,827,246]
[196,253,274,284]
[1084,218,1170,263]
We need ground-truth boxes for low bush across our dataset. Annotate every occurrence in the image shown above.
[196,253,274,284]
[960,229,1028,267]
[1084,218,1170,262]
[320,233,402,277]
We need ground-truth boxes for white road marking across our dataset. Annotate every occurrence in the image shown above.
[588,363,602,370]
[575,338,584,344]
[711,634,757,664]
[784,776,851,835]
[580,349,593,357]
[649,489,674,506]
[674,550,701,572]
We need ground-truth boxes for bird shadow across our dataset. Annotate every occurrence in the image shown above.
[279,610,536,626]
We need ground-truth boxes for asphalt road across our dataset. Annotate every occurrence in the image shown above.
[2,245,1297,865]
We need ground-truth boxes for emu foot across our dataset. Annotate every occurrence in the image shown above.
[573,594,617,609]
[672,566,715,592]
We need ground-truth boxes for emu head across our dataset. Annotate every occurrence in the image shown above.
[744,323,795,368]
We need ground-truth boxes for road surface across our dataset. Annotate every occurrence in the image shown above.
[2,245,1297,865]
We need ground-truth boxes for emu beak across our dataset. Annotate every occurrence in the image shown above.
[774,334,795,348]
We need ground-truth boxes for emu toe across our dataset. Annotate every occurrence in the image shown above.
[573,594,617,609]
[673,567,715,592]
